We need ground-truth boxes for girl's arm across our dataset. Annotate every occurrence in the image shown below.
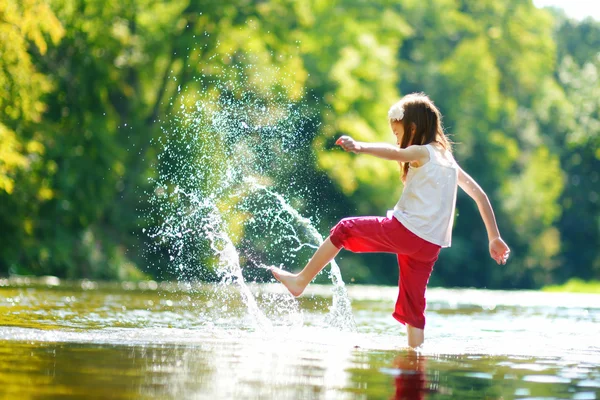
[336,135,428,164]
[457,166,510,265]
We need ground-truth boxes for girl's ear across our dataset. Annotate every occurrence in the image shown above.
[410,122,417,135]
[408,122,417,144]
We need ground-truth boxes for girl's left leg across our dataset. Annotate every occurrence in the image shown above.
[393,244,441,348]
[406,324,425,348]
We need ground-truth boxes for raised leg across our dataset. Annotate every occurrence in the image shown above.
[270,237,340,297]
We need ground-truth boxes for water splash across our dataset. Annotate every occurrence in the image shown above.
[241,178,355,331]
[147,64,355,332]
[199,198,274,331]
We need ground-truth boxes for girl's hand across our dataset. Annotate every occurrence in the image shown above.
[336,135,362,153]
[489,237,510,265]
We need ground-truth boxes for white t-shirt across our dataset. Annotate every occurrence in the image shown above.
[390,143,459,247]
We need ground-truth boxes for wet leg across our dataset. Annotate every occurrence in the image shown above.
[270,237,340,297]
[406,324,424,348]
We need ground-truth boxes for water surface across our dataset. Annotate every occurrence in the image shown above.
[0,279,598,399]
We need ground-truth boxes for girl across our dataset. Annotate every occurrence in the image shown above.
[270,92,510,348]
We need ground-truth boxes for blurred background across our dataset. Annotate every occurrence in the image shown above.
[1,0,598,291]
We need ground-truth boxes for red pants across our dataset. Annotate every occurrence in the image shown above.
[329,216,441,329]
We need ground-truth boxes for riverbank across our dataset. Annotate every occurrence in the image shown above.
[543,278,600,294]
[4,275,600,294]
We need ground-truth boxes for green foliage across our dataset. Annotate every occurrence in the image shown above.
[0,0,598,288]
[0,0,64,273]
[550,54,600,281]
[543,278,600,294]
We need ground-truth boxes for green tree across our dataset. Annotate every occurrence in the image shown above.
[391,0,564,288]
[0,0,64,274]
[1,0,597,290]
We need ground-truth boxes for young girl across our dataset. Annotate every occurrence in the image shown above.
[271,92,510,348]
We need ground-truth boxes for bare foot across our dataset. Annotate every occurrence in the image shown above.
[270,267,306,297]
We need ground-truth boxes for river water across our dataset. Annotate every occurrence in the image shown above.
[0,278,598,399]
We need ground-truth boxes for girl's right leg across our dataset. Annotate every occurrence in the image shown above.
[271,216,401,297]
[270,237,340,297]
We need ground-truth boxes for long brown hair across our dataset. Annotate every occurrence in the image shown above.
[391,93,452,182]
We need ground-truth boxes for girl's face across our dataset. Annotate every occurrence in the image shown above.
[391,121,405,146]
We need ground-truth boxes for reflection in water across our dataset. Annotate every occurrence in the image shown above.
[3,339,599,399]
[391,352,427,400]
